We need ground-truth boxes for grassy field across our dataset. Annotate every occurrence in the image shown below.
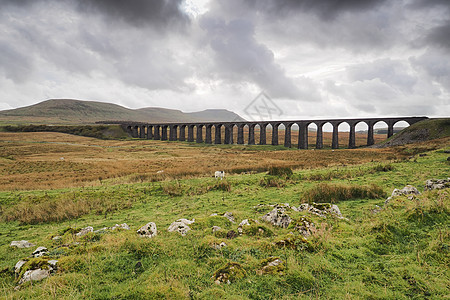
[0,131,449,299]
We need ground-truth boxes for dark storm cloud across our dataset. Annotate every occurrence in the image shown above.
[241,0,386,19]
[425,23,450,51]
[76,0,189,29]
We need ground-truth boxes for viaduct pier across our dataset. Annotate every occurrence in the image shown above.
[122,117,427,149]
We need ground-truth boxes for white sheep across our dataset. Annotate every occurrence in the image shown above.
[215,171,225,180]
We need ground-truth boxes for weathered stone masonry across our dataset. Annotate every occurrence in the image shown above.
[123,117,427,149]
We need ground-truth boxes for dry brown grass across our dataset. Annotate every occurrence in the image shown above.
[0,131,403,191]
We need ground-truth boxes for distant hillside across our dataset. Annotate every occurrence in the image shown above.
[374,118,450,147]
[0,99,246,125]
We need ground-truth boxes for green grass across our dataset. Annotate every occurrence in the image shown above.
[0,148,449,299]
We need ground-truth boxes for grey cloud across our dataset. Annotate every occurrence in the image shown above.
[76,0,189,29]
[347,59,417,93]
[0,41,33,84]
[242,0,387,19]
[200,17,319,100]
[425,23,450,51]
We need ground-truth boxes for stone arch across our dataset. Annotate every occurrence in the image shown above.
[270,122,282,146]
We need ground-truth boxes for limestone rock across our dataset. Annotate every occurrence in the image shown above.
[137,222,157,238]
[10,240,35,248]
[424,178,450,191]
[14,260,26,274]
[212,242,227,250]
[75,226,94,237]
[261,208,291,228]
[238,219,251,227]
[18,269,50,285]
[213,262,246,285]
[32,247,48,258]
[168,219,194,236]
[111,223,131,230]
[223,212,235,223]
[385,185,421,205]
[294,216,316,237]
[258,257,285,275]
[212,226,221,233]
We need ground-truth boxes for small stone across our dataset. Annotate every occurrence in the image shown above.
[18,269,50,285]
[32,246,48,258]
[168,221,191,236]
[10,240,35,248]
[52,236,62,241]
[223,212,235,223]
[75,226,94,237]
[261,208,291,228]
[14,260,26,274]
[111,223,130,230]
[176,218,195,225]
[212,226,221,233]
[137,222,157,238]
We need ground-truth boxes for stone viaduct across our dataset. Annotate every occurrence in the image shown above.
[122,117,427,149]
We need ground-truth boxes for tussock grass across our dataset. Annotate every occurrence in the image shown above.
[303,183,386,203]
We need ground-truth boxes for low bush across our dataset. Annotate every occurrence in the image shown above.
[267,166,293,178]
[303,183,386,203]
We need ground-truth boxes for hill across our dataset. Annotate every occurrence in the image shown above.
[0,99,246,125]
[375,118,450,147]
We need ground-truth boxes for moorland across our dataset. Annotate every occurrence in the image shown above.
[0,120,449,299]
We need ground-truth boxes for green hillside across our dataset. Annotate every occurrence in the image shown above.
[0,99,246,125]
[377,118,450,147]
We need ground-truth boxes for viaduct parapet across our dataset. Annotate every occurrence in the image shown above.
[121,117,428,149]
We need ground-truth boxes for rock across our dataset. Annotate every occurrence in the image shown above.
[261,208,291,228]
[168,221,191,236]
[385,185,421,205]
[371,205,382,214]
[75,226,94,237]
[32,247,48,258]
[329,204,345,219]
[176,218,195,225]
[48,260,58,269]
[258,257,285,275]
[239,219,251,227]
[52,236,62,241]
[297,203,310,212]
[14,260,26,274]
[18,269,50,285]
[210,213,218,216]
[226,230,237,239]
[424,178,450,191]
[111,223,131,230]
[444,150,450,154]
[137,222,157,238]
[212,242,227,250]
[294,216,316,237]
[391,185,420,197]
[10,240,35,248]
[223,212,235,223]
[212,226,221,233]
[213,262,246,285]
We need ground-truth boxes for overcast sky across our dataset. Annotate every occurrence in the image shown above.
[0,0,449,120]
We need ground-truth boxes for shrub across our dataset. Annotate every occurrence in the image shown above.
[303,183,386,203]
[268,166,293,178]
[260,176,286,188]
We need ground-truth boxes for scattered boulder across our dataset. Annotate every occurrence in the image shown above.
[32,247,48,258]
[15,257,58,287]
[213,262,246,285]
[75,226,94,237]
[14,260,26,275]
[18,269,50,285]
[168,219,194,236]
[424,178,450,191]
[261,207,291,228]
[10,240,35,248]
[257,257,285,275]
[223,212,235,223]
[111,223,131,230]
[294,216,316,237]
[212,226,221,233]
[212,242,227,250]
[385,185,420,205]
[297,203,347,220]
[137,222,158,238]
[237,218,259,234]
